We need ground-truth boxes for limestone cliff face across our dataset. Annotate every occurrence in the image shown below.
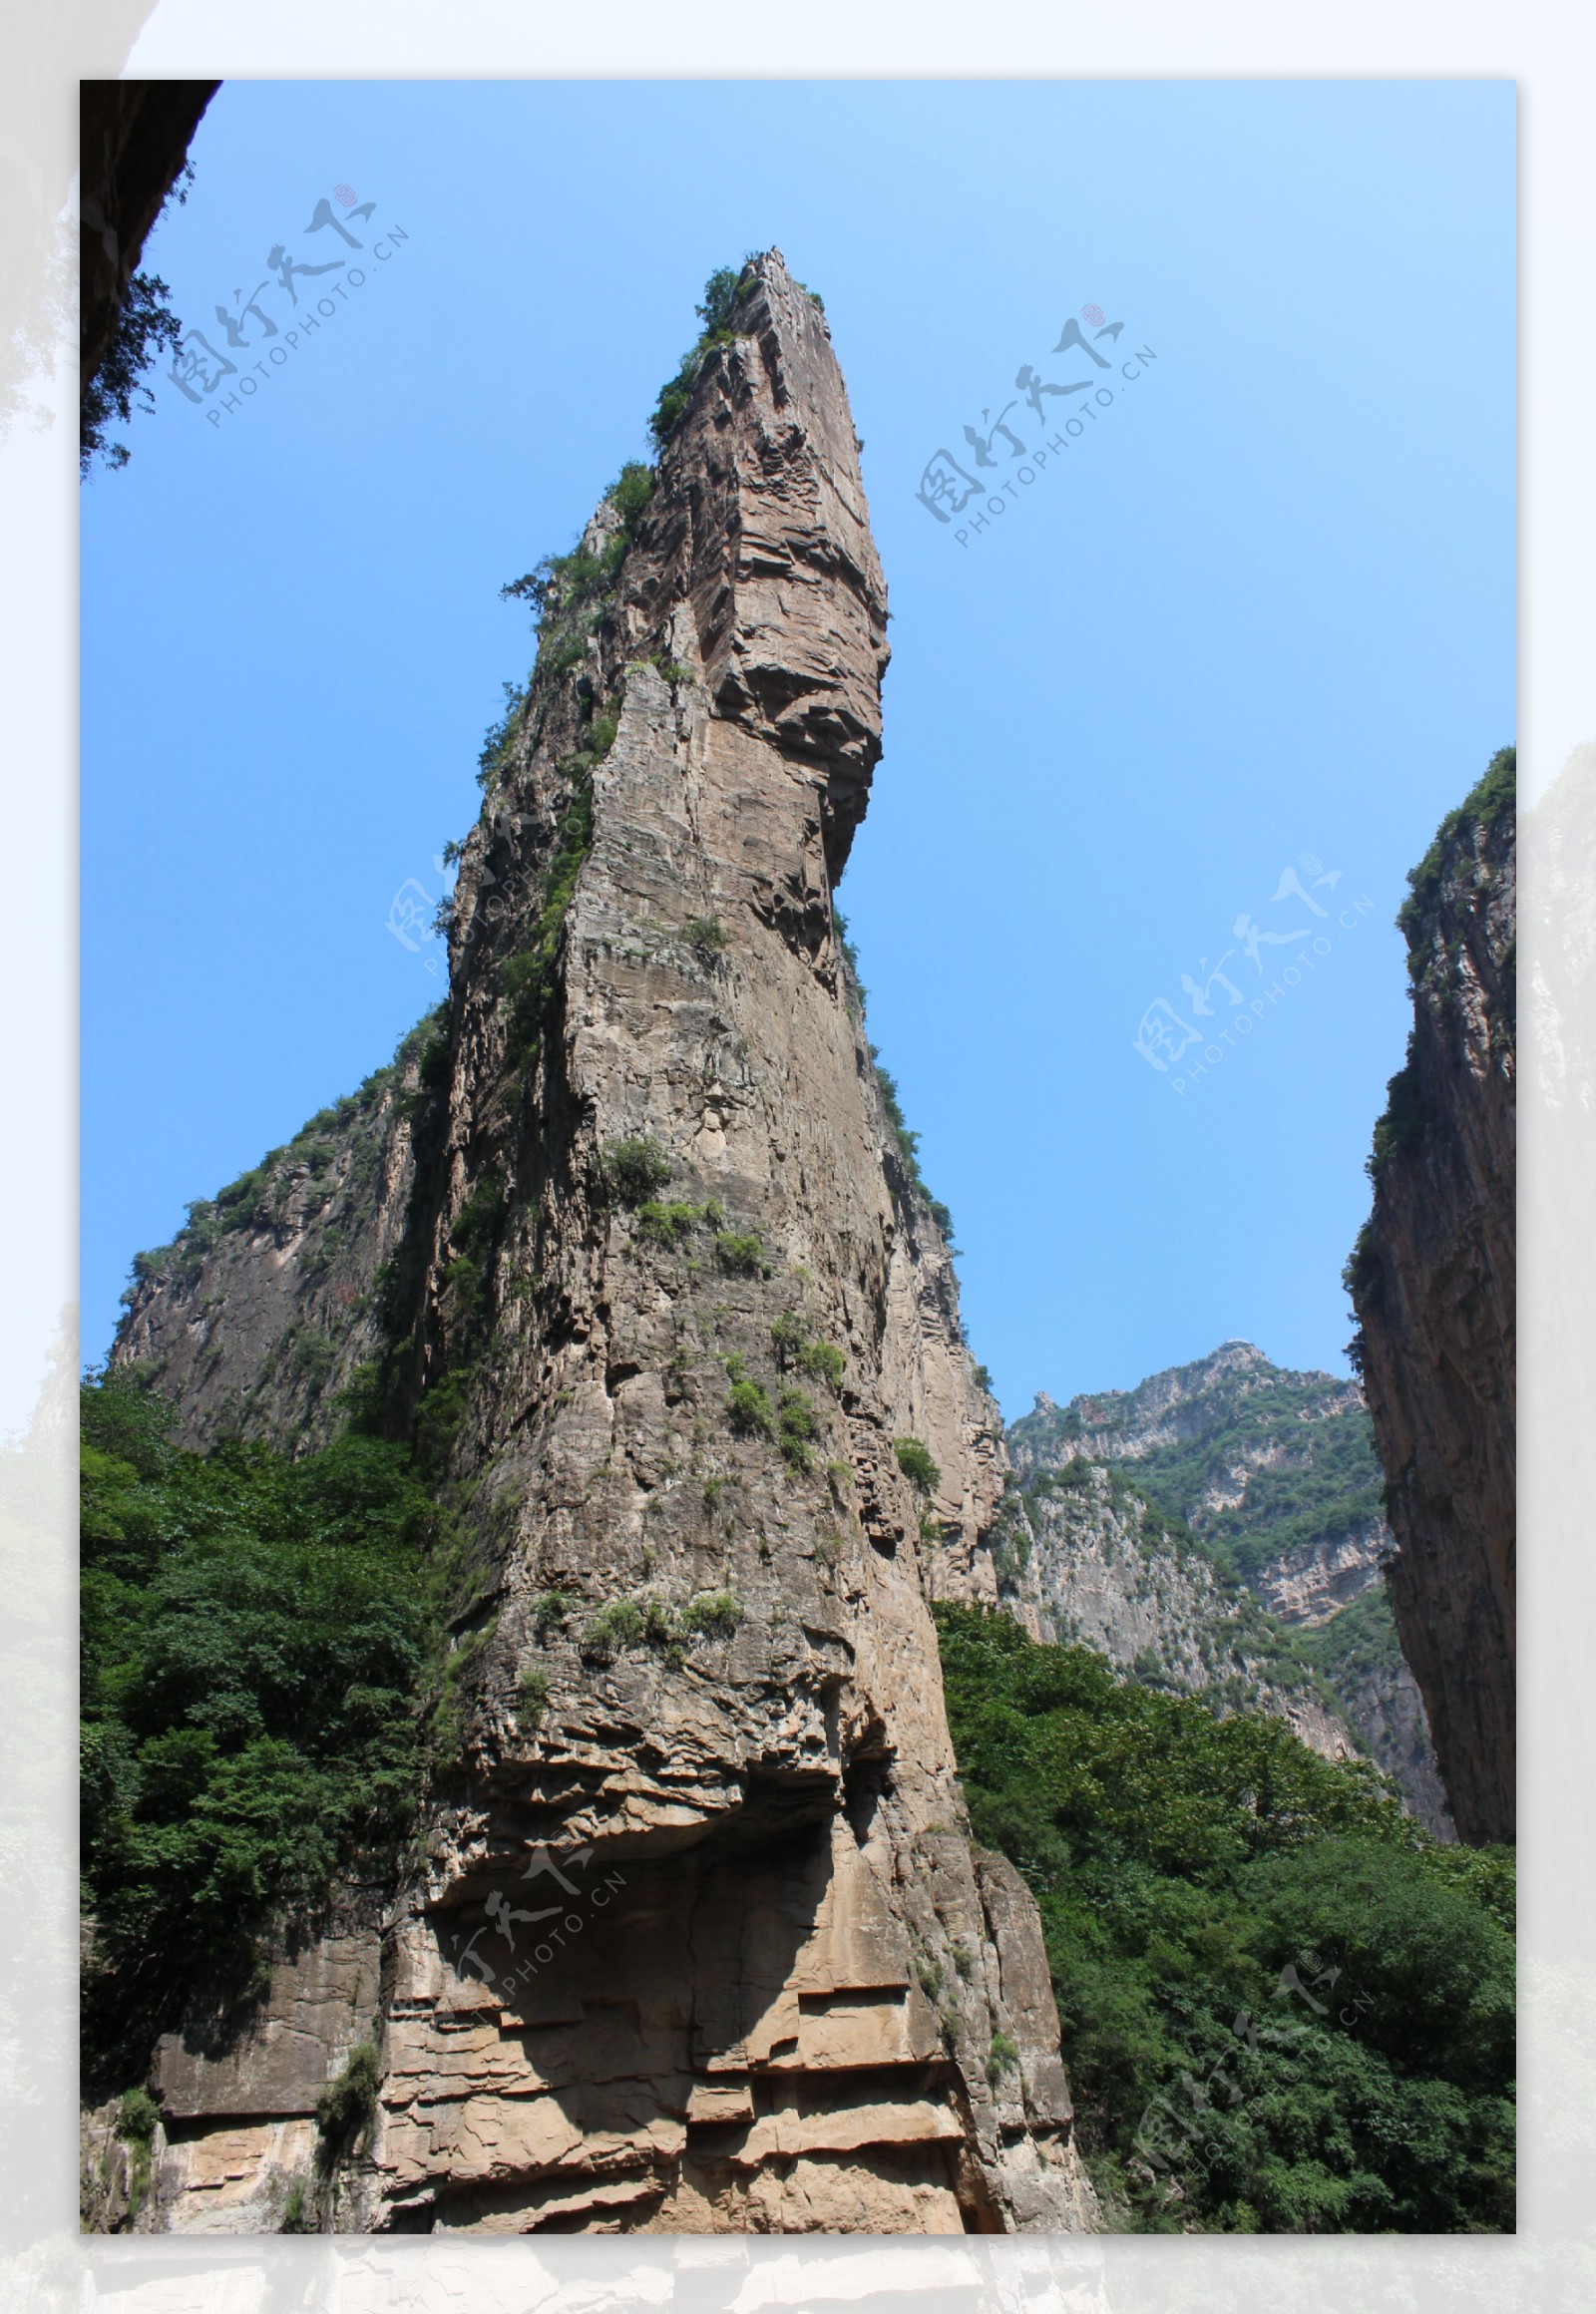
[112,253,1093,2236]
[1347,753,1516,1846]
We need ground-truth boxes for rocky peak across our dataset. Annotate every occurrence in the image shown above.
[994,1343,1452,1839]
[107,253,1094,2236]
[616,250,889,884]
[1347,749,1515,1844]
[1010,1341,1365,1476]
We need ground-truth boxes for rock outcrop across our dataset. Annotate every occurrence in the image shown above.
[80,80,219,449]
[115,1033,423,1451]
[1346,751,1516,1845]
[982,1344,1453,1838]
[107,253,1094,2235]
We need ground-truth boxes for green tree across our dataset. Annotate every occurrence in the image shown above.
[933,1604,1514,2231]
[80,1367,440,2082]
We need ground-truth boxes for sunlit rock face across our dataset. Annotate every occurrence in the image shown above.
[112,251,1096,2236]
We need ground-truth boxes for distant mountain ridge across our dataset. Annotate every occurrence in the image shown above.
[996,1343,1452,1837]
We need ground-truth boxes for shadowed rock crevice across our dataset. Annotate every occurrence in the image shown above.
[1346,750,1516,1845]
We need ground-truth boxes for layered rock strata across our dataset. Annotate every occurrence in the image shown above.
[1347,753,1516,1844]
[110,252,1094,2234]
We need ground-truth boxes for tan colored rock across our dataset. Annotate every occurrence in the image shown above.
[154,1920,380,2119]
[106,250,1096,2235]
[156,2118,316,2235]
[731,2100,965,2167]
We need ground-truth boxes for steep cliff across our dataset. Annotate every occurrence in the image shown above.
[106,253,1093,2235]
[80,79,219,471]
[982,1344,1452,1838]
[115,1028,426,1450]
[1346,751,1515,1845]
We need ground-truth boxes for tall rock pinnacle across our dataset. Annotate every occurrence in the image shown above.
[1346,752,1516,1845]
[114,251,1097,2233]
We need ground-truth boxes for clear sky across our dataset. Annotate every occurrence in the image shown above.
[81,78,1514,1417]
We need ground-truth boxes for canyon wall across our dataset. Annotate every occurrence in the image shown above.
[1346,753,1515,1845]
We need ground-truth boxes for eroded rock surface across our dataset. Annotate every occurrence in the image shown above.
[107,252,1094,2235]
[1347,754,1516,1844]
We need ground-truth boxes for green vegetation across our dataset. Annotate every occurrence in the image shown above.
[313,2040,381,2171]
[532,1591,576,1638]
[80,1364,441,2078]
[683,916,729,960]
[111,2083,161,2220]
[478,678,529,787]
[1342,1219,1383,1352]
[988,2031,1020,2087]
[1291,1584,1406,1694]
[871,1052,924,1180]
[500,461,655,678]
[803,1341,846,1389]
[648,261,757,451]
[934,1605,1514,2232]
[516,1666,551,1726]
[721,1352,824,1471]
[123,1013,445,1305]
[1397,746,1515,978]
[83,268,185,476]
[1365,1043,1431,1181]
[117,2086,160,2142]
[603,1137,673,1207]
[727,1376,776,1437]
[635,1200,699,1249]
[894,1436,941,1494]
[581,1590,742,1665]
[771,1312,845,1390]
[502,767,598,1058]
[715,1230,769,1277]
[777,1388,821,1471]
[682,1589,741,1641]
[1011,1361,1387,1594]
[634,1196,723,1251]
[1345,748,1514,1358]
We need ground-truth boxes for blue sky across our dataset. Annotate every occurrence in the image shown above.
[81,79,1514,1415]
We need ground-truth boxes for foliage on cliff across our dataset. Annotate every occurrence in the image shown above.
[647,260,757,450]
[936,1605,1514,2232]
[1346,744,1517,1314]
[1397,745,1516,978]
[121,1012,440,1307]
[80,1364,439,2071]
[1008,1352,1385,1592]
